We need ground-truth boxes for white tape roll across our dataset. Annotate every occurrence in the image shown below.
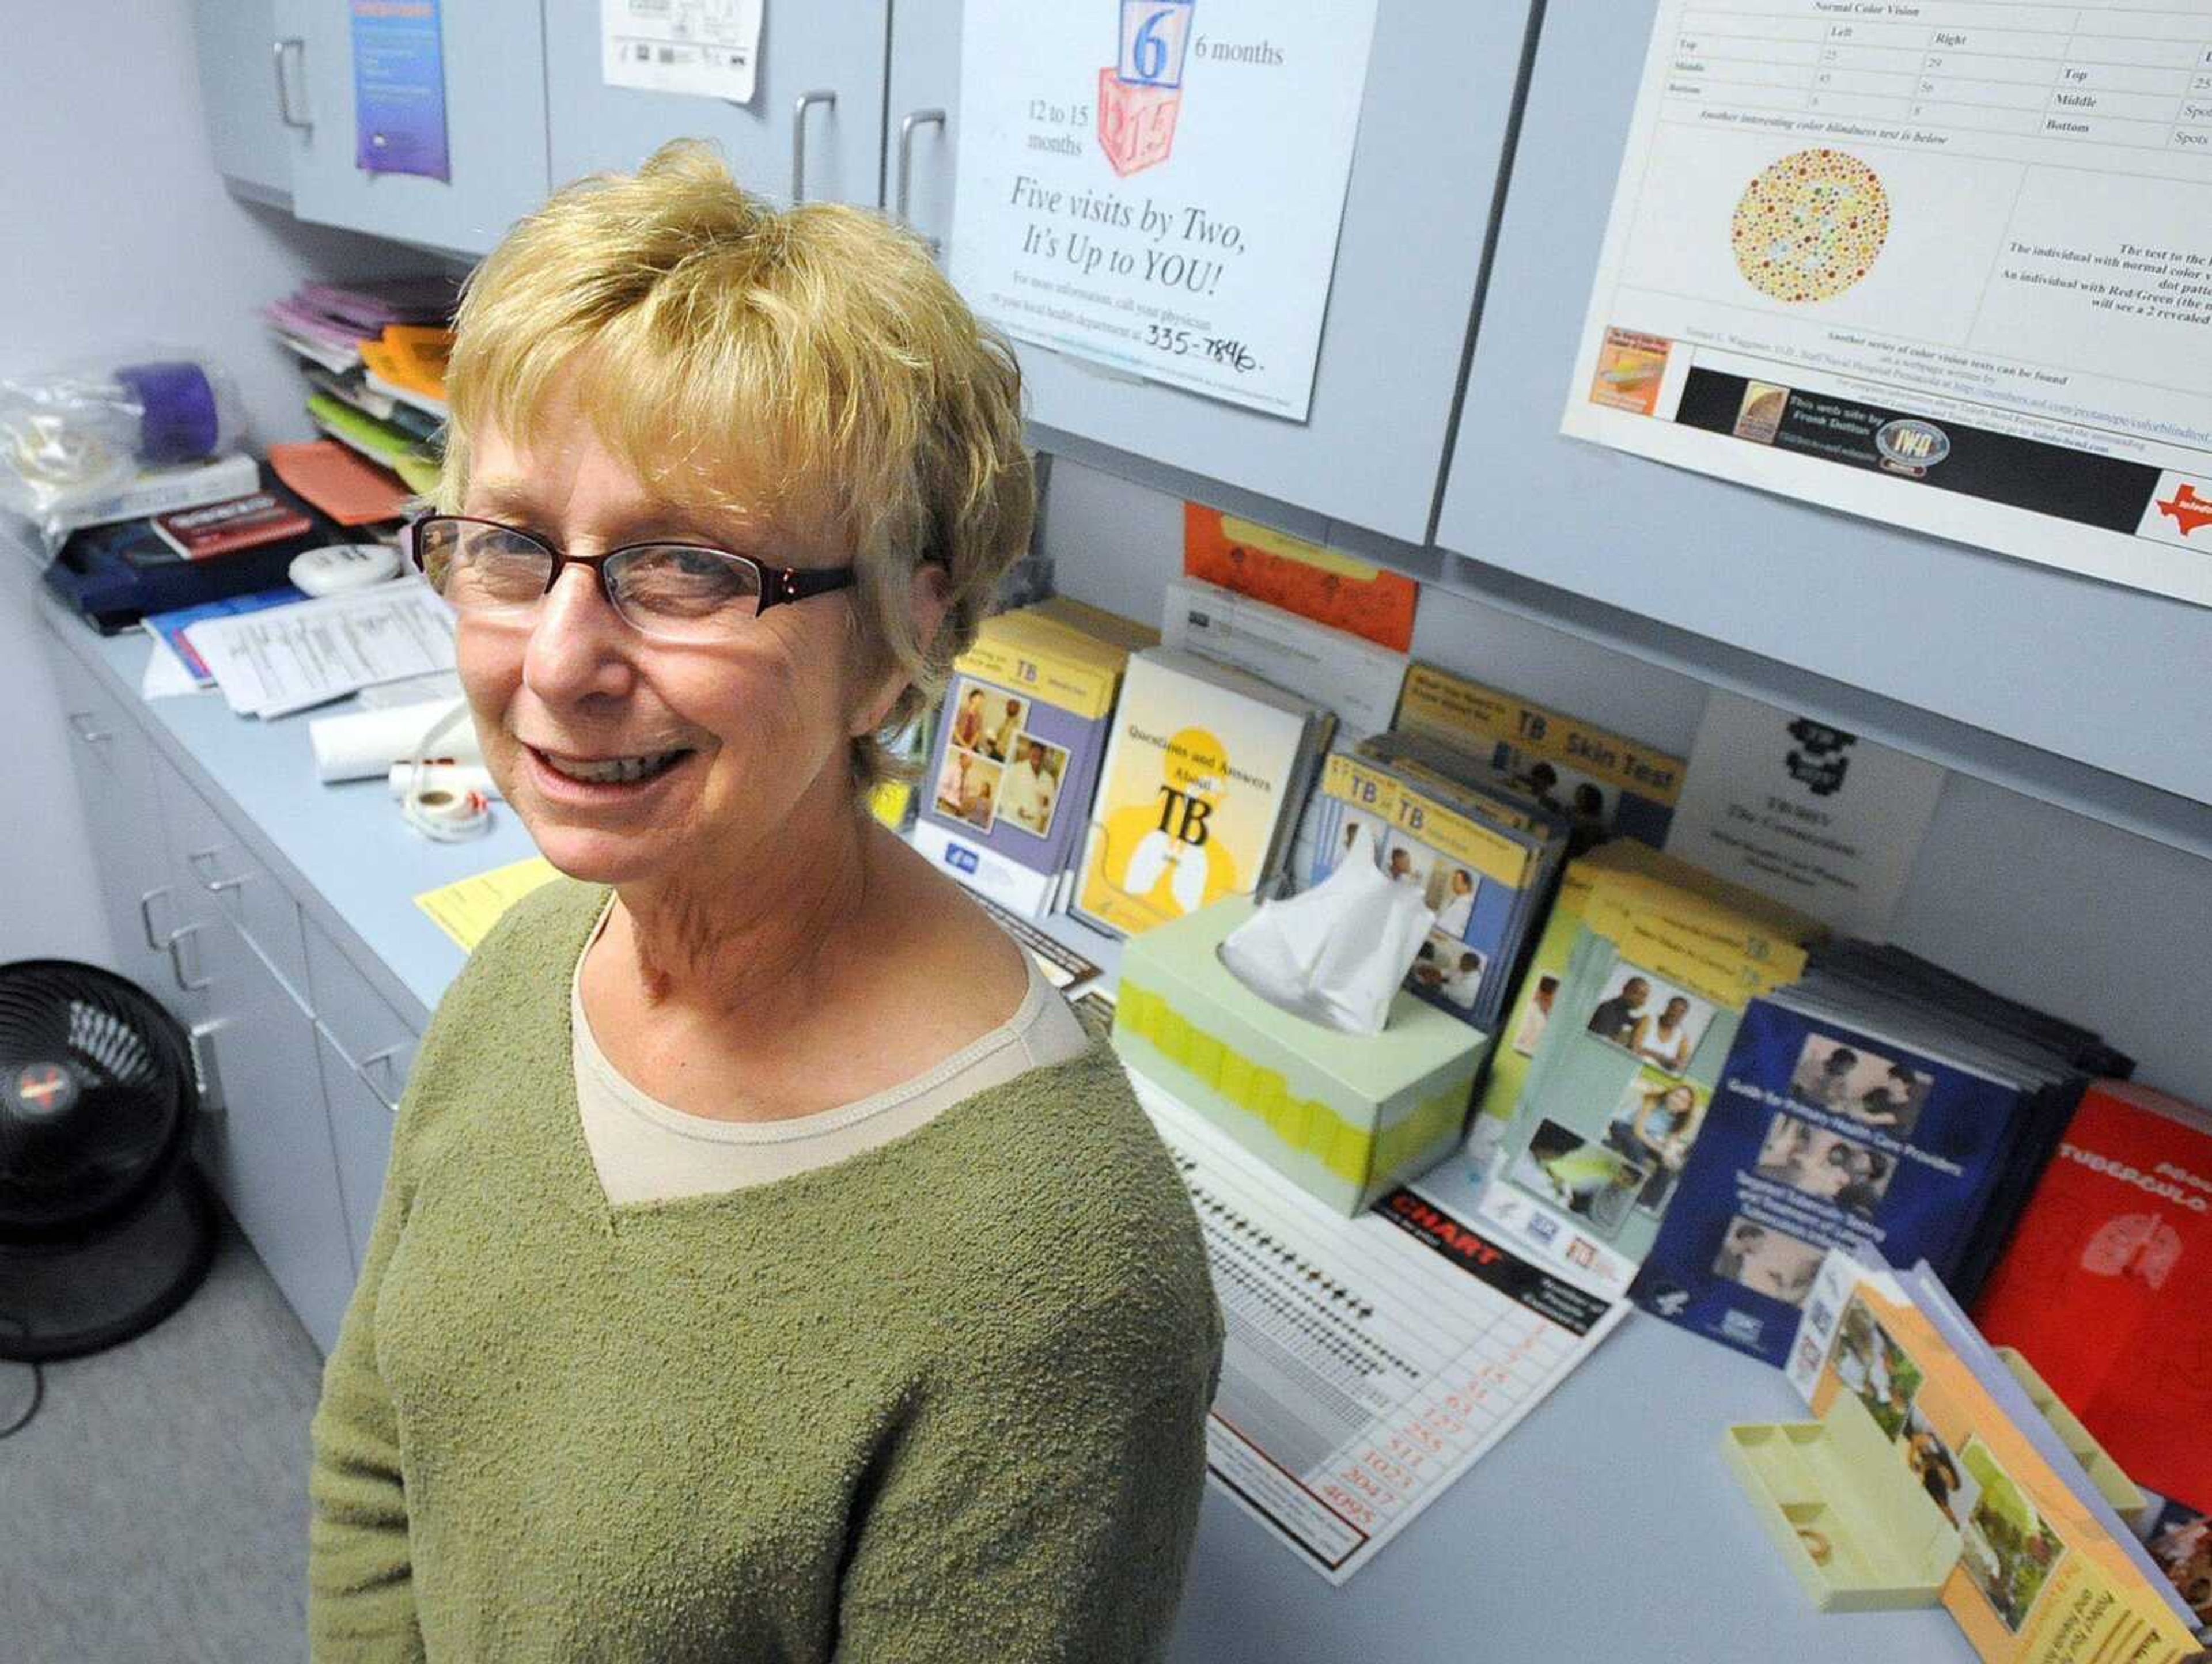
[403,784,493,842]
[386,763,498,802]
[312,700,484,783]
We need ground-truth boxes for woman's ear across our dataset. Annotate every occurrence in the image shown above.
[908,559,954,651]
[847,561,956,740]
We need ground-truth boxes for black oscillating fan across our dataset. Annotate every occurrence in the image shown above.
[0,960,217,1362]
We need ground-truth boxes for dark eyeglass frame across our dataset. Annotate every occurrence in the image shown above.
[402,513,859,628]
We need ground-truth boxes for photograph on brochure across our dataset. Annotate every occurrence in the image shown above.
[1603,1072,1707,1216]
[1511,974,1561,1059]
[1710,1214,1824,1307]
[1754,1112,1898,1215]
[1583,963,1717,1078]
[1510,1119,1651,1243]
[1410,932,1485,1013]
[1959,1435,2069,1636]
[1787,1032,1934,1140]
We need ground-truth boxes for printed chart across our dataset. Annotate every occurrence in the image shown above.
[1133,1075,1629,1582]
[1566,0,2212,607]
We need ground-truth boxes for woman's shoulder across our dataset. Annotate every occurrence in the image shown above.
[887,1046,1219,1359]
[404,877,605,1099]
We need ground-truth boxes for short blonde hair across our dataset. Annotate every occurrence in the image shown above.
[437,139,1034,791]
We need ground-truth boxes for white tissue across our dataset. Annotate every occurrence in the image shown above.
[1217,827,1434,1035]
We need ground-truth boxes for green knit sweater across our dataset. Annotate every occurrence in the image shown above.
[308,878,1225,1662]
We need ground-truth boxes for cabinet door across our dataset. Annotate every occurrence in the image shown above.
[544,0,888,207]
[281,0,551,256]
[306,915,420,1272]
[888,0,1535,543]
[43,636,179,996]
[152,760,355,1355]
[192,0,297,203]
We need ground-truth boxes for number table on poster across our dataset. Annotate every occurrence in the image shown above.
[1131,1074,1630,1583]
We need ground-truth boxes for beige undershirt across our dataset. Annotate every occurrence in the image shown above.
[571,893,1092,1204]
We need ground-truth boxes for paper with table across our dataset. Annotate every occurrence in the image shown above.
[600,0,762,104]
[185,581,456,718]
[1132,1073,1630,1582]
[1565,0,2212,608]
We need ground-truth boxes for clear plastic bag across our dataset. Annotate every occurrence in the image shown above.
[1,351,244,555]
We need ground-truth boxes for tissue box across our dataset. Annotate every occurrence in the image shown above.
[1113,895,1486,1215]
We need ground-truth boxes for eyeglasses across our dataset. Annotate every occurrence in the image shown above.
[403,514,858,644]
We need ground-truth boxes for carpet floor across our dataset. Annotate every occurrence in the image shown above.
[2,1214,322,1662]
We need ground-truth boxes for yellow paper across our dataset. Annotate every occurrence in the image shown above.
[414,856,562,950]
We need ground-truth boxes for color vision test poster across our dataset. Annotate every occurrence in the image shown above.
[1565,0,2212,609]
[953,0,1380,422]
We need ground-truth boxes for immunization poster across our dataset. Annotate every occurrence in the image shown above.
[952,0,1380,422]
[1564,1,2212,608]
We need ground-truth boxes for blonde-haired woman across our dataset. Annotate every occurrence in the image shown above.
[308,142,1222,1662]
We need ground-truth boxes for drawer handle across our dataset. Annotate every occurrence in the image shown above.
[790,89,836,204]
[896,108,947,257]
[187,845,249,895]
[317,1019,409,1115]
[138,885,175,952]
[165,923,212,994]
[187,1019,228,1121]
[355,1044,408,1113]
[273,37,310,132]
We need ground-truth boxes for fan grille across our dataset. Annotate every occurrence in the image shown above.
[0,962,194,1239]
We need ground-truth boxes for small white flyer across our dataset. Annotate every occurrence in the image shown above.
[601,0,762,105]
[952,0,1380,422]
[1665,689,1946,939]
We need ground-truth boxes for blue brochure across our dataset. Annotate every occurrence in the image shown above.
[1630,994,2025,1367]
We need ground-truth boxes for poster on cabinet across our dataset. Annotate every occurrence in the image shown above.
[1562,0,2212,609]
[952,0,1381,422]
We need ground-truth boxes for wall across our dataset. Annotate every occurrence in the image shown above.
[1,2,418,964]
[1041,456,2212,1100]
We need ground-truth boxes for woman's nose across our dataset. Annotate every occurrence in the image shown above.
[521,562,635,701]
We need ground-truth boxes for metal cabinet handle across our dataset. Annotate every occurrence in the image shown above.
[355,1043,408,1113]
[896,108,947,256]
[66,711,115,746]
[316,1019,409,1115]
[273,37,310,132]
[187,1019,227,1121]
[166,923,212,993]
[139,886,174,952]
[790,89,836,203]
[185,845,248,895]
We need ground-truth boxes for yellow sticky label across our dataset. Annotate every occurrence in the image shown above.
[413,856,561,952]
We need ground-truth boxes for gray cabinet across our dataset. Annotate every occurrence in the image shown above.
[544,0,888,208]
[274,0,550,256]
[43,620,385,1356]
[152,757,355,1354]
[306,916,419,1273]
[41,636,177,995]
[889,0,1537,543]
[191,0,295,204]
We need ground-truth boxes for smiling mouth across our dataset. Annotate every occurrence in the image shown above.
[531,746,692,785]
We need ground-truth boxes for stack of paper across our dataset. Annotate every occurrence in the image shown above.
[183,581,456,719]
[1305,730,1573,1037]
[1636,943,2126,1364]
